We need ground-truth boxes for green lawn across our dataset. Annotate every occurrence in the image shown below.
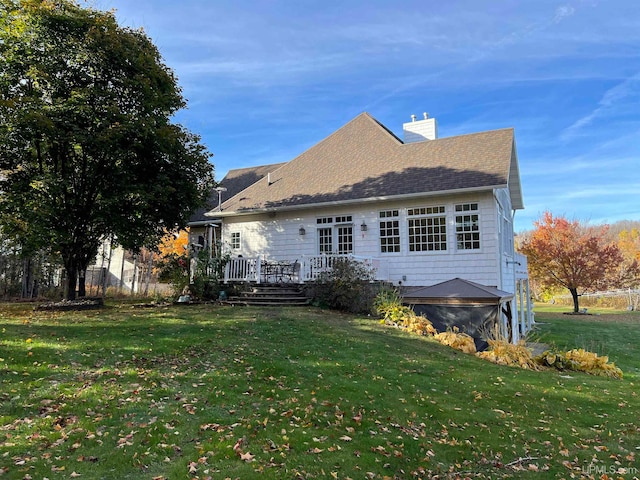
[1,303,638,479]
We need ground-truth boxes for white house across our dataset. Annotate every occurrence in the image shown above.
[189,112,532,341]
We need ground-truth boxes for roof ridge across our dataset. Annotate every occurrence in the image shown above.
[224,161,288,177]
[293,112,402,152]
[400,126,514,147]
[210,113,519,215]
[361,112,404,143]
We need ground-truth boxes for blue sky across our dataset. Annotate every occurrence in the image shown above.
[94,0,639,232]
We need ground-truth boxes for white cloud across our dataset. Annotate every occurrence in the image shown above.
[553,5,576,23]
[92,0,640,232]
[561,184,640,200]
[561,72,640,140]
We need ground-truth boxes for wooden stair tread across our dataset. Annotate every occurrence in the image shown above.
[222,284,312,306]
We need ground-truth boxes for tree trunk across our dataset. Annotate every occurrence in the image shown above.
[119,250,126,294]
[569,287,580,313]
[144,253,153,297]
[88,266,96,296]
[66,266,78,301]
[131,255,138,295]
[21,258,31,299]
[78,268,86,297]
[102,239,112,299]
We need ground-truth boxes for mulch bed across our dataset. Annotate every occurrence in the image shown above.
[34,297,104,311]
[131,302,172,309]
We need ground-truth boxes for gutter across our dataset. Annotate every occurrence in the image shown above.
[208,184,509,218]
[187,220,221,227]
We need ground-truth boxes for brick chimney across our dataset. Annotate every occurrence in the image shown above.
[403,112,438,143]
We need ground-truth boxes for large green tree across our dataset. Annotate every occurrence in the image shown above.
[0,0,214,299]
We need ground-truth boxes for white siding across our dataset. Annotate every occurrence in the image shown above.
[402,115,438,142]
[222,214,310,261]
[494,187,516,292]
[220,191,514,292]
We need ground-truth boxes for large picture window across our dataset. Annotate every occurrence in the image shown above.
[379,210,400,253]
[455,203,480,250]
[407,206,447,252]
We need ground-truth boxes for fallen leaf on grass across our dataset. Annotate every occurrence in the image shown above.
[352,411,362,424]
[76,455,99,463]
[240,452,254,462]
[372,445,390,457]
[232,438,243,453]
[200,423,224,432]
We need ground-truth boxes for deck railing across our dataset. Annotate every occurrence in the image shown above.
[223,254,389,284]
[299,254,389,282]
[224,257,261,283]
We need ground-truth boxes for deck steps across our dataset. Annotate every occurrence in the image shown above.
[223,284,312,306]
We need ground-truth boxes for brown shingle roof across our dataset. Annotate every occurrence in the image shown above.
[189,162,287,223]
[403,278,514,304]
[217,112,520,214]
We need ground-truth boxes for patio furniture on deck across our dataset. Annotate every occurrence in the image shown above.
[261,260,300,284]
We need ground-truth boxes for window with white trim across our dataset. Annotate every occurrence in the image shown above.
[337,225,353,254]
[407,206,447,252]
[498,205,513,255]
[230,232,241,249]
[455,203,480,250]
[316,215,353,254]
[379,210,400,253]
[318,227,332,253]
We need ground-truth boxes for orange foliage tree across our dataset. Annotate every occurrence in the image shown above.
[157,230,190,258]
[618,228,640,262]
[519,212,623,313]
[154,230,192,294]
[612,228,640,291]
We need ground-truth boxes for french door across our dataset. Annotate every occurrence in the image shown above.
[318,225,353,254]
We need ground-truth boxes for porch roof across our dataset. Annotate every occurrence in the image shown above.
[212,112,522,216]
[403,278,514,305]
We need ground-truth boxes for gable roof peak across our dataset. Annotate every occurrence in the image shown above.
[213,112,520,215]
